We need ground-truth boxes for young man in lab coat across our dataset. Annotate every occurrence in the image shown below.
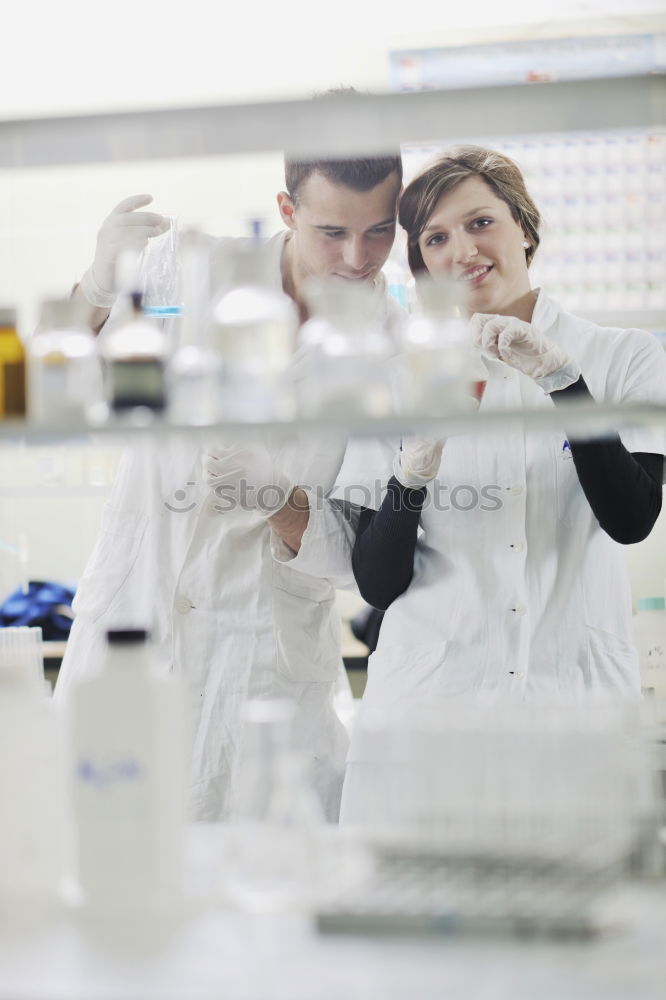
[56,149,403,822]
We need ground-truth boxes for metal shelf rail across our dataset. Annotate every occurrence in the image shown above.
[1,399,666,443]
[0,75,664,168]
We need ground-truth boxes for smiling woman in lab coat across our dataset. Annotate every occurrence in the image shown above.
[341,145,666,821]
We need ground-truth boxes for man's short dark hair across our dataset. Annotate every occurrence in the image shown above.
[285,156,402,203]
[284,88,402,202]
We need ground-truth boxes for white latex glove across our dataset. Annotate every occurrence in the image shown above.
[470,313,580,392]
[393,436,446,489]
[204,445,294,517]
[79,194,169,308]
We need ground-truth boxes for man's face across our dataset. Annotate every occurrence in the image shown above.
[278,170,401,284]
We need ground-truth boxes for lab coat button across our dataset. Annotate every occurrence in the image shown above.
[512,603,527,616]
[511,541,525,553]
[508,484,524,496]
[175,594,192,614]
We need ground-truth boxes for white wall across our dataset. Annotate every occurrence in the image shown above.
[1,152,285,335]
[0,444,121,603]
[4,1,665,117]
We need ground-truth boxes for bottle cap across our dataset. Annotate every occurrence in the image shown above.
[0,307,17,328]
[213,241,276,291]
[637,597,665,612]
[106,628,150,645]
[248,218,264,240]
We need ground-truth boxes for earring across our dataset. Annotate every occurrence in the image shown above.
[523,241,530,249]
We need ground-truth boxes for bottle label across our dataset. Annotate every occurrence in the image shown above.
[109,360,165,410]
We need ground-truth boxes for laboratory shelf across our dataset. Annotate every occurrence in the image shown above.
[0,403,666,445]
[0,74,663,168]
[577,311,666,333]
[0,399,665,445]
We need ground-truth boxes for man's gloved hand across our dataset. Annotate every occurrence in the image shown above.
[203,445,294,517]
[470,313,580,392]
[393,436,446,489]
[79,194,169,309]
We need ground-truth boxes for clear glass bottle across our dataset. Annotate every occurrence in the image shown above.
[222,699,326,912]
[211,242,297,421]
[298,278,394,419]
[0,307,26,419]
[395,275,481,415]
[28,298,101,425]
[140,216,182,319]
[166,228,223,425]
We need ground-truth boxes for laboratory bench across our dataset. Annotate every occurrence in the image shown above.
[0,824,665,1000]
[42,632,370,695]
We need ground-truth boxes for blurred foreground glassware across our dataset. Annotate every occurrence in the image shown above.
[212,243,297,421]
[321,697,656,938]
[0,307,26,419]
[28,298,102,425]
[99,250,168,416]
[297,278,394,419]
[167,228,223,425]
[634,596,666,724]
[67,629,187,911]
[220,699,326,911]
[0,627,65,906]
[394,276,482,415]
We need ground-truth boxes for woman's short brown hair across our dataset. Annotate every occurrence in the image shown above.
[398,145,541,276]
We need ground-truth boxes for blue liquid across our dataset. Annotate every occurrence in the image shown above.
[143,306,183,317]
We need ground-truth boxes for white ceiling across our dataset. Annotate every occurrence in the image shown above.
[4,0,664,119]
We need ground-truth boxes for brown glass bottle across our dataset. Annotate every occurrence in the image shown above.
[0,308,26,418]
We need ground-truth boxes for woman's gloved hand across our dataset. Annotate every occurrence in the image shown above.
[470,313,580,392]
[393,436,446,489]
[203,444,294,517]
[79,194,169,308]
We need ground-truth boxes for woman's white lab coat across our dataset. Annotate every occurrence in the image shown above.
[339,291,666,821]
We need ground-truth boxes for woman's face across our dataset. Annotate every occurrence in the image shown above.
[417,175,532,318]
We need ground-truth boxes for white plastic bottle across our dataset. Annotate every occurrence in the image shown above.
[0,633,64,905]
[27,298,101,425]
[634,597,666,723]
[67,629,187,909]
